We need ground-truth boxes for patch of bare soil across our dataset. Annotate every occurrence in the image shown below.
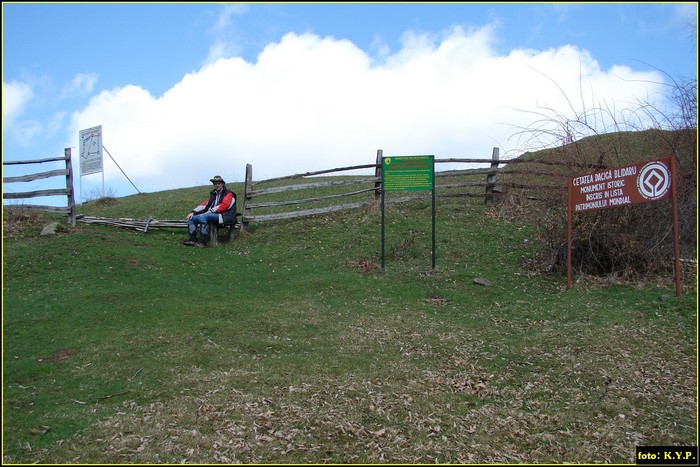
[40,348,78,363]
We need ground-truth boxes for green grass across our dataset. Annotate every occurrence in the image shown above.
[2,181,696,464]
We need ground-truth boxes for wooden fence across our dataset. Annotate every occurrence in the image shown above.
[237,147,593,232]
[76,147,602,233]
[3,148,77,226]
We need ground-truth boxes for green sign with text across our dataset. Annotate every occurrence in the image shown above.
[382,155,434,192]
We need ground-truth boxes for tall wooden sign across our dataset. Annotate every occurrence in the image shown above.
[567,157,680,295]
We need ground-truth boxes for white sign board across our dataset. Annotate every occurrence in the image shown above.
[79,125,103,176]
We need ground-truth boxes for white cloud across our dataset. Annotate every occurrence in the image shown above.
[68,26,665,195]
[212,3,248,33]
[60,72,98,98]
[2,80,33,124]
[2,80,44,142]
[4,74,94,142]
[204,40,232,65]
[204,3,248,66]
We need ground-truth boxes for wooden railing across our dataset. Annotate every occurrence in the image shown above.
[238,147,575,231]
[76,147,605,234]
[3,148,77,226]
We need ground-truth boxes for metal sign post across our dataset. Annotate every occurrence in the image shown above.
[79,125,104,202]
[381,155,435,269]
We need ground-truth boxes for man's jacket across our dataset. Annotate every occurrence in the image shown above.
[192,187,237,224]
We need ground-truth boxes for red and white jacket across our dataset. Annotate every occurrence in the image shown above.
[192,187,237,224]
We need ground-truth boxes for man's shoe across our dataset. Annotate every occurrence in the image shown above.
[194,242,207,248]
[183,240,196,246]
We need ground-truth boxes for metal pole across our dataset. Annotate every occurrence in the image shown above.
[567,177,573,290]
[381,186,385,269]
[671,156,681,296]
[431,156,436,269]
[102,145,141,194]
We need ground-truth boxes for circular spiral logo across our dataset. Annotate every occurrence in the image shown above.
[637,161,671,200]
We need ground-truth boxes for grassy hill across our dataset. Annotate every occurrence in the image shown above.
[2,139,697,463]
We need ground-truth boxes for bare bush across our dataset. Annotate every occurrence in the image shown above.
[506,74,696,278]
[3,205,48,238]
[81,186,119,204]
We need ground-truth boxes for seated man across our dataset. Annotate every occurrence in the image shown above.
[183,175,236,247]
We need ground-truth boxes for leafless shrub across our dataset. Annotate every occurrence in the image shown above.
[82,186,119,204]
[507,72,696,278]
[3,205,48,238]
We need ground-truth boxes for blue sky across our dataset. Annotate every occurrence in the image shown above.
[3,2,697,205]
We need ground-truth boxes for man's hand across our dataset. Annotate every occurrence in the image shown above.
[186,212,194,220]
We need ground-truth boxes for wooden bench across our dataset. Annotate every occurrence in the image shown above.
[207,213,242,246]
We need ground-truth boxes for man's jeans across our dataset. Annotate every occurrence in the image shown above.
[188,212,220,237]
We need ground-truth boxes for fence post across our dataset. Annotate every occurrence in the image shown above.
[241,163,253,232]
[65,148,77,226]
[374,149,383,199]
[484,147,499,205]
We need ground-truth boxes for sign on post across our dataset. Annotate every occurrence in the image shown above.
[79,125,103,176]
[569,159,672,213]
[567,157,680,295]
[381,155,436,269]
[382,155,434,192]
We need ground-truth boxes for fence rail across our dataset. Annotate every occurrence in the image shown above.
[237,147,587,231]
[3,148,77,225]
[75,147,599,233]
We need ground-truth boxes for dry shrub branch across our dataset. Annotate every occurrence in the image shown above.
[503,74,696,279]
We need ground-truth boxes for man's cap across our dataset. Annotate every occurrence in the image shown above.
[210,175,225,184]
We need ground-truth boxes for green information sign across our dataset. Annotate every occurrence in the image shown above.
[381,155,436,269]
[382,155,434,192]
